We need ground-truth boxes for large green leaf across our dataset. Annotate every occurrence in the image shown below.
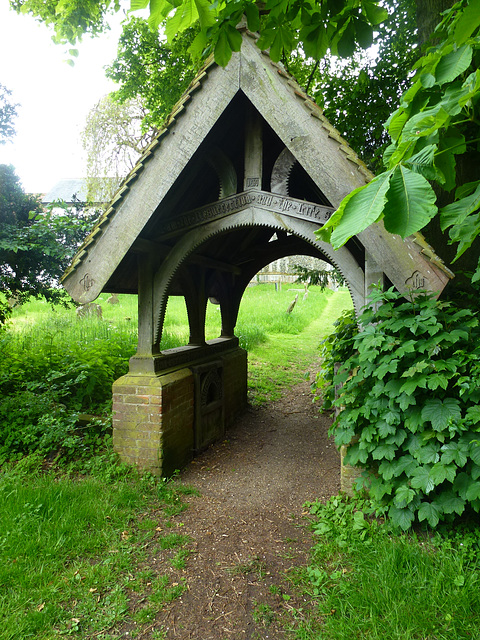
[388,505,415,531]
[382,165,437,237]
[149,0,174,29]
[299,23,328,60]
[130,0,149,10]
[194,0,215,29]
[323,171,392,249]
[435,44,473,85]
[454,0,480,44]
[165,0,198,39]
[361,0,388,25]
[440,183,480,231]
[214,28,233,66]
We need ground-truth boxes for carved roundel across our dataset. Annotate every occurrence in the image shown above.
[200,369,223,407]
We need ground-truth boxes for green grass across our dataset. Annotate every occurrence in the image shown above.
[0,461,194,639]
[243,286,352,404]
[280,495,480,640]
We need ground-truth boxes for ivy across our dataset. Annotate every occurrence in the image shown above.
[324,287,480,530]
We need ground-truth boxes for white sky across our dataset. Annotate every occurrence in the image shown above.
[0,3,129,194]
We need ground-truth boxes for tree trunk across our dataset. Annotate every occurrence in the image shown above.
[415,0,455,47]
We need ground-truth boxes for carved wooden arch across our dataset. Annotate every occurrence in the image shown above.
[152,208,365,349]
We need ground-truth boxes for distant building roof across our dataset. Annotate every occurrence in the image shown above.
[42,178,119,204]
[42,179,88,204]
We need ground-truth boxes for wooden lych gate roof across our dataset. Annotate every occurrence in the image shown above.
[62,25,452,324]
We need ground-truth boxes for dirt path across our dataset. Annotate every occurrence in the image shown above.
[142,377,340,639]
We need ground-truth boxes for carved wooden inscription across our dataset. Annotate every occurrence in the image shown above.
[158,190,334,239]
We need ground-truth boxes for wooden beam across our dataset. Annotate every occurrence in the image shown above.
[132,237,241,275]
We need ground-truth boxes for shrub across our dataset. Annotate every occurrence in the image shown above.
[328,287,480,530]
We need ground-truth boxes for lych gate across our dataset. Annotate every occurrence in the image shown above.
[62,26,452,476]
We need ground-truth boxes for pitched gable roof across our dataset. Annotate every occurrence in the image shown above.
[62,27,452,303]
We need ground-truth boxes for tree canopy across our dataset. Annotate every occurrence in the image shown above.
[0,84,18,144]
[0,165,96,323]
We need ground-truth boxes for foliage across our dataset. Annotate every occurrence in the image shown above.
[286,0,419,172]
[329,286,480,530]
[292,263,346,290]
[81,93,156,202]
[0,165,97,323]
[11,0,389,61]
[0,83,18,144]
[319,0,480,281]
[10,0,120,46]
[314,307,357,409]
[105,17,199,131]
[292,493,480,639]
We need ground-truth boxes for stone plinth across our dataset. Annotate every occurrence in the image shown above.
[113,368,194,476]
[112,344,247,476]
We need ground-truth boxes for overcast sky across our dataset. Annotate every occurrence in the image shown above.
[0,3,128,194]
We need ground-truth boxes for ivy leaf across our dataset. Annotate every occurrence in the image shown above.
[393,483,416,508]
[434,491,465,515]
[388,505,415,531]
[453,471,477,500]
[392,455,418,478]
[427,373,449,391]
[377,420,396,438]
[470,441,480,466]
[421,398,461,432]
[383,165,438,237]
[415,442,439,464]
[466,406,480,425]
[467,481,480,501]
[430,461,456,485]
[400,375,428,396]
[372,443,396,461]
[441,441,468,467]
[374,358,399,379]
[418,501,441,528]
[411,466,435,494]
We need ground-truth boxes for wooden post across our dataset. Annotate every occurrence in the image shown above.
[244,109,263,191]
[365,252,384,308]
[129,252,160,374]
